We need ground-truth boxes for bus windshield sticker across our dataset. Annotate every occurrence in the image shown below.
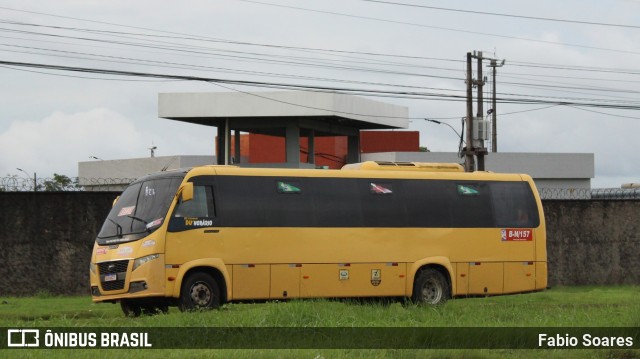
[277,181,301,194]
[144,186,156,196]
[457,184,479,196]
[370,183,393,194]
[142,239,156,248]
[117,206,135,217]
[146,218,163,230]
[118,246,133,255]
[501,228,533,241]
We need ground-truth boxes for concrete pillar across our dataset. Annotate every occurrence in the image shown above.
[216,125,225,165]
[307,130,315,165]
[285,124,300,166]
[234,129,241,164]
[347,134,360,164]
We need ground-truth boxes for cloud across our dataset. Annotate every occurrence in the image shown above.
[0,108,145,178]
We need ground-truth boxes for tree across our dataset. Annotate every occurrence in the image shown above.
[43,173,77,191]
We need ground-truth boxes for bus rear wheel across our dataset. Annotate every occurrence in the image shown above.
[179,272,221,311]
[412,268,450,305]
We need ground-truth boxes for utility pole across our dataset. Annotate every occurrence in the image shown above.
[488,58,505,153]
[463,51,501,171]
[491,59,498,153]
[475,51,486,171]
[465,52,475,172]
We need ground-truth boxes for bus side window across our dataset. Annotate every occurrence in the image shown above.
[174,185,215,218]
[491,182,539,228]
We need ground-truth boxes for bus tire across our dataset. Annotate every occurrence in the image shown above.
[140,304,169,315]
[179,272,221,311]
[120,300,142,317]
[412,268,450,305]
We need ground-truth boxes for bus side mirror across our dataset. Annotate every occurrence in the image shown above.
[112,196,120,207]
[180,182,194,203]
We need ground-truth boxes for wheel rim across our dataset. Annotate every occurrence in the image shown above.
[421,278,442,304]
[189,281,212,307]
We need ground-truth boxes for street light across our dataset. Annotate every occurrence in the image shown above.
[424,119,464,141]
[16,168,37,191]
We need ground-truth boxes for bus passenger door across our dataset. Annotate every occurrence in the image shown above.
[165,184,225,294]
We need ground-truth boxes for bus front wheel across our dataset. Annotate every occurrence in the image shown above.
[120,300,142,317]
[179,272,221,311]
[412,268,450,305]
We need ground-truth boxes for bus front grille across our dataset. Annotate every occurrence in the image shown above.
[98,260,129,291]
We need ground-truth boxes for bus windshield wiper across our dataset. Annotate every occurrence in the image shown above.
[127,215,158,233]
[127,215,149,225]
[108,218,123,238]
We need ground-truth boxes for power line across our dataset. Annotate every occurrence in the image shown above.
[3,59,640,111]
[4,11,640,75]
[6,42,639,107]
[234,0,640,56]
[357,0,640,29]
[4,26,640,109]
[0,43,467,93]
[565,105,640,120]
[0,64,177,82]
[0,6,464,63]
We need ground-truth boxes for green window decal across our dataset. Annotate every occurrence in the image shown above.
[457,184,479,196]
[277,181,302,194]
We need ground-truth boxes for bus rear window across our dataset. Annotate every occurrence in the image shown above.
[490,182,540,228]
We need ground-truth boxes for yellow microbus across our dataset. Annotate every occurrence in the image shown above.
[90,161,547,316]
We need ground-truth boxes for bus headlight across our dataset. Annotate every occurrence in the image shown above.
[90,262,97,275]
[133,254,160,271]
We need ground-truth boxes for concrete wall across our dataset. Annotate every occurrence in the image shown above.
[0,193,637,296]
[543,200,640,286]
[0,192,118,296]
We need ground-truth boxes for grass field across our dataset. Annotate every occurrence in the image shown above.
[1,286,639,358]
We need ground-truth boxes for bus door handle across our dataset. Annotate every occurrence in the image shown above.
[204,229,220,234]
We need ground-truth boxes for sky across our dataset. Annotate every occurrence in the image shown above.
[1,0,639,188]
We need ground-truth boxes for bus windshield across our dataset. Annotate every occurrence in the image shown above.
[97,176,183,244]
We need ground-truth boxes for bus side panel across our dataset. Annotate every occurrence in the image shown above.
[270,264,301,299]
[455,262,469,296]
[503,262,536,293]
[536,261,548,290]
[468,262,503,294]
[524,175,548,290]
[232,264,270,300]
[300,263,406,298]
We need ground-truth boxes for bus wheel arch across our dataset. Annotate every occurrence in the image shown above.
[412,265,451,305]
[178,267,227,311]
